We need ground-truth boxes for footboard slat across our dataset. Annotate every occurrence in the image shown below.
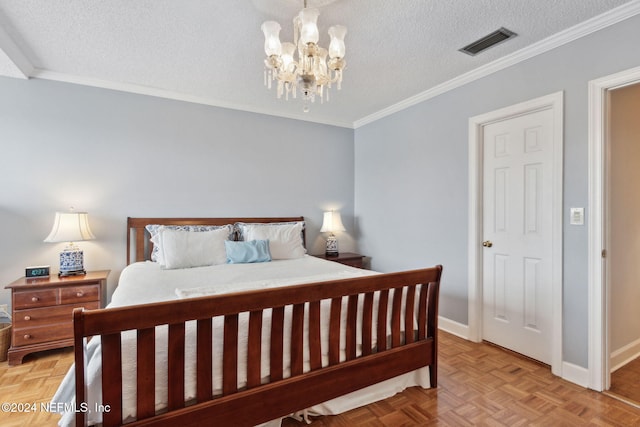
[290,304,305,376]
[167,323,186,410]
[308,301,322,370]
[328,297,342,365]
[196,319,212,401]
[405,285,416,344]
[223,315,239,395]
[417,284,428,340]
[377,290,389,352]
[361,292,374,356]
[137,328,156,419]
[247,311,263,388]
[101,332,123,427]
[346,295,358,360]
[391,287,403,348]
[270,307,284,381]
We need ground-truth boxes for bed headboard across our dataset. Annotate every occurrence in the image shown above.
[126,216,306,265]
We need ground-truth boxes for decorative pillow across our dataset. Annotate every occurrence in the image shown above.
[236,222,306,259]
[225,240,272,264]
[158,227,230,269]
[146,224,233,264]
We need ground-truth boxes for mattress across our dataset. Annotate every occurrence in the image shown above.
[52,255,430,426]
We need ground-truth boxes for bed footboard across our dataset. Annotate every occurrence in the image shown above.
[73,265,442,427]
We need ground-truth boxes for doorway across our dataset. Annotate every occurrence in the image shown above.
[588,66,640,398]
[607,82,640,406]
[468,92,564,375]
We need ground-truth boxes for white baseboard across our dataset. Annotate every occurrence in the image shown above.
[438,316,469,340]
[561,361,589,388]
[610,338,640,372]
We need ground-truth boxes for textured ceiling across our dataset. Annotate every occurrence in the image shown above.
[0,0,638,128]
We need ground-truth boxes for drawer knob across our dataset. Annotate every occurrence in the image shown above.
[31,296,39,302]
[24,334,31,340]
[76,292,84,297]
[24,315,31,321]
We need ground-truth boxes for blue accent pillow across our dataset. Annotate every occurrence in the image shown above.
[225,240,272,264]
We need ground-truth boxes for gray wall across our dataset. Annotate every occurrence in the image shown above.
[354,14,640,368]
[0,78,355,306]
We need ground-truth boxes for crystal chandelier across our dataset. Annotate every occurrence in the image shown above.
[260,0,346,111]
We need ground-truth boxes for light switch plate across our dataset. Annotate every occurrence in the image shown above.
[570,207,584,225]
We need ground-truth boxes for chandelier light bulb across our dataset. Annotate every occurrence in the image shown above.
[328,25,347,59]
[261,21,282,56]
[281,42,296,71]
[298,8,320,45]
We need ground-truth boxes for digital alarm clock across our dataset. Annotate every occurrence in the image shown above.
[25,265,50,278]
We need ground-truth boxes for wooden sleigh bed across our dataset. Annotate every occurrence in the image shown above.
[69,217,442,427]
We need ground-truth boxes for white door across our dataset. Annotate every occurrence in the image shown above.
[482,108,554,364]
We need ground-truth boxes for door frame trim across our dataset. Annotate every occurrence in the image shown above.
[467,91,564,376]
[587,65,640,391]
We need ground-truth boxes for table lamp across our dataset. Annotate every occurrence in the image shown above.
[320,211,345,256]
[44,211,95,276]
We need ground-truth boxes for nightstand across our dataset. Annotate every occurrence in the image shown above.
[313,252,365,269]
[4,270,109,365]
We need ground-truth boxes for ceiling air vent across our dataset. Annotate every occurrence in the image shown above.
[459,27,517,56]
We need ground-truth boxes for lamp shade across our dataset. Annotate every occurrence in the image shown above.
[44,212,95,243]
[320,211,346,233]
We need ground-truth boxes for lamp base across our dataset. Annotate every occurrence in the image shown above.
[325,234,339,257]
[58,269,87,277]
[59,248,86,277]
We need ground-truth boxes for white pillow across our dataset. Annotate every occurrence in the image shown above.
[147,224,233,263]
[159,227,229,269]
[239,222,306,259]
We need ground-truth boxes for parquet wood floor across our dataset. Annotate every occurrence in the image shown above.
[1,331,640,426]
[0,347,74,427]
[609,356,640,406]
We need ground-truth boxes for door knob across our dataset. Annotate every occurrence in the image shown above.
[482,240,493,248]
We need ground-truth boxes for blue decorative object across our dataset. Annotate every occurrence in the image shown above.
[59,247,86,276]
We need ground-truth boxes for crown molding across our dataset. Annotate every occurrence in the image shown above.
[353,0,640,129]
[30,69,354,129]
[0,25,33,78]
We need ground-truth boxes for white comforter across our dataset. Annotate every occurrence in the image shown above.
[52,256,430,426]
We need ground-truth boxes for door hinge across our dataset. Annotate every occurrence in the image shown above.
[602,249,607,258]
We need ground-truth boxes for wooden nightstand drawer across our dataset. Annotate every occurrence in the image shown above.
[13,289,58,309]
[13,323,73,346]
[60,284,100,304]
[13,302,100,328]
